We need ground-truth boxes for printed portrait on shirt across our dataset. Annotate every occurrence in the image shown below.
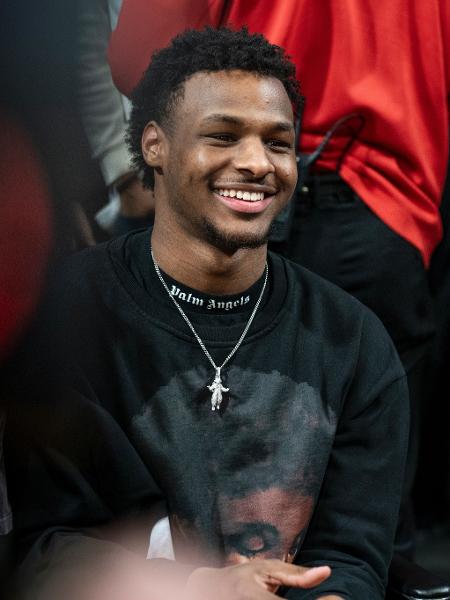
[131,366,337,566]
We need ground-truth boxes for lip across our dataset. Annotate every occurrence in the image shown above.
[212,183,278,195]
[213,190,275,214]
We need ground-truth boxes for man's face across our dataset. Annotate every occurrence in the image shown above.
[218,487,314,565]
[147,70,297,253]
[169,488,313,567]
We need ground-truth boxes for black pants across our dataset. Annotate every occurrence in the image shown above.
[271,173,435,558]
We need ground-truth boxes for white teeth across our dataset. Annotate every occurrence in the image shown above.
[215,189,265,201]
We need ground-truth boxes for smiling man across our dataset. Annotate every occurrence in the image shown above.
[7,27,409,600]
[141,69,297,255]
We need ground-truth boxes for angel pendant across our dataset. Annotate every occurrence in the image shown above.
[207,367,229,411]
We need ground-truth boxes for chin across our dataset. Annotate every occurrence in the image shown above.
[202,219,270,254]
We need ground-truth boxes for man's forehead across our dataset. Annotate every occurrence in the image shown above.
[199,112,294,133]
[175,70,294,124]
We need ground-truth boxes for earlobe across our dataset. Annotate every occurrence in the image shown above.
[142,121,164,168]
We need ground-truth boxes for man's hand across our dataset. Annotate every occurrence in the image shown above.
[185,559,331,599]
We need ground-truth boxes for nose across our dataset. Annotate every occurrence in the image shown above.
[233,137,275,179]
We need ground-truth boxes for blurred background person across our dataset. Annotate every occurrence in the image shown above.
[79,0,154,237]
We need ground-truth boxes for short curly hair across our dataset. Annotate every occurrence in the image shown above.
[127,26,303,189]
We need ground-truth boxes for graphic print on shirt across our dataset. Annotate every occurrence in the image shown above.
[130,365,337,566]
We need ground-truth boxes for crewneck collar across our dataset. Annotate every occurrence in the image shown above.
[108,229,289,346]
[153,260,267,315]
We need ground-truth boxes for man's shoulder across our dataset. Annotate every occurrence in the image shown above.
[275,253,402,371]
[58,230,142,298]
[52,231,143,318]
[56,241,114,301]
[275,252,369,320]
[65,238,113,274]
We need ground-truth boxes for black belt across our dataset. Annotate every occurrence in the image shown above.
[300,172,346,194]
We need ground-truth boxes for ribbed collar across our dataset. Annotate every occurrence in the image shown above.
[108,230,289,346]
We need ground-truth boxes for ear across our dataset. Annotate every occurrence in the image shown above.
[141,121,166,170]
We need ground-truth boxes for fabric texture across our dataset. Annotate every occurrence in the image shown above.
[6,231,409,599]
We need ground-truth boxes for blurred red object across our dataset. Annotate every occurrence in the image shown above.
[0,108,52,361]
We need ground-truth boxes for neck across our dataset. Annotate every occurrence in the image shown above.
[151,222,267,295]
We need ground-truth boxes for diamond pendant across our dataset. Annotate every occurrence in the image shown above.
[207,367,229,411]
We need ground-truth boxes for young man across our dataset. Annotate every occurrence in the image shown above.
[7,28,408,599]
[108,0,449,556]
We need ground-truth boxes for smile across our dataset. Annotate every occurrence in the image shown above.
[215,188,265,202]
[213,188,276,214]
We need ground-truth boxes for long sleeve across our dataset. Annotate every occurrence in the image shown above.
[78,0,132,186]
[286,312,409,599]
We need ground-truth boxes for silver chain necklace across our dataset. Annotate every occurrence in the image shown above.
[151,249,268,411]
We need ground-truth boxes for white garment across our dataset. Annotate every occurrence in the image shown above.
[146,516,175,560]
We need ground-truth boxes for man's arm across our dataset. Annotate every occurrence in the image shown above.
[78,0,154,230]
[78,0,131,187]
[286,311,409,599]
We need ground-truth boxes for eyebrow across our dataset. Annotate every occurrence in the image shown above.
[200,113,294,132]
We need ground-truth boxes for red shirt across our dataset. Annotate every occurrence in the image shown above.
[109,0,450,266]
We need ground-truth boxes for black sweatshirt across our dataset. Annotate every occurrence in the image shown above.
[6,230,409,599]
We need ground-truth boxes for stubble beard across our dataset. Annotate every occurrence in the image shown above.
[164,173,275,254]
[201,216,272,254]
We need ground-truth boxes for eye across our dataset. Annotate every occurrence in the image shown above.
[224,522,279,558]
[206,133,236,143]
[266,139,292,151]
